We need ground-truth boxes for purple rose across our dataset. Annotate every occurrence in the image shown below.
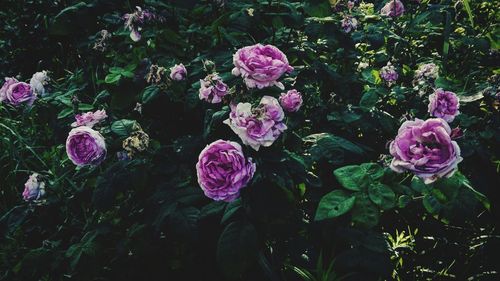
[170,63,187,81]
[22,173,46,202]
[199,74,228,103]
[389,118,463,184]
[380,0,405,18]
[279,89,303,112]
[428,89,460,122]
[224,96,287,151]
[380,62,398,85]
[232,44,293,89]
[66,126,107,166]
[341,16,358,33]
[71,109,108,128]
[0,77,36,106]
[196,140,256,202]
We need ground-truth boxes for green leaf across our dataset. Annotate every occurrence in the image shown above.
[360,89,379,108]
[368,183,396,210]
[360,163,384,180]
[57,108,74,119]
[141,85,161,104]
[111,119,139,137]
[351,193,380,229]
[462,0,474,27]
[105,73,121,84]
[334,165,370,191]
[423,195,442,214]
[108,67,123,74]
[200,201,226,219]
[221,198,242,225]
[398,195,411,208]
[121,70,135,78]
[217,221,258,279]
[304,0,331,17]
[304,133,364,164]
[315,190,356,221]
[78,103,94,111]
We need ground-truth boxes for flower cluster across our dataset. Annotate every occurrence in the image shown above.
[224,96,287,151]
[389,118,462,184]
[199,74,228,103]
[232,44,293,89]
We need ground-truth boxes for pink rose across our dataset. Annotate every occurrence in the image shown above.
[0,77,36,106]
[232,44,293,89]
[279,89,303,112]
[71,109,108,128]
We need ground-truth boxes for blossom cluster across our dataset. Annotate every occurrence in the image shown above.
[195,44,301,201]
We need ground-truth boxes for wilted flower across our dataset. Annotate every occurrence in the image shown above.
[196,140,256,202]
[413,63,439,96]
[169,63,187,81]
[122,130,150,157]
[232,44,293,89]
[93,29,112,52]
[0,77,36,106]
[380,62,398,85]
[389,118,462,184]
[279,89,303,112]
[199,74,228,103]
[29,71,50,97]
[146,64,168,85]
[341,16,358,33]
[224,96,287,151]
[428,89,460,122]
[71,109,108,128]
[414,63,439,82]
[22,173,46,202]
[123,6,160,42]
[380,0,405,18]
[134,102,143,114]
[66,126,107,166]
[357,61,369,71]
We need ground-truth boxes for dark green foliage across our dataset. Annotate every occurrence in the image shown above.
[0,1,499,281]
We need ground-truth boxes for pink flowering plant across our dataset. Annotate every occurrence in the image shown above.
[0,1,498,281]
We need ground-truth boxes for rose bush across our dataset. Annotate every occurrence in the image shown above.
[0,1,498,281]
